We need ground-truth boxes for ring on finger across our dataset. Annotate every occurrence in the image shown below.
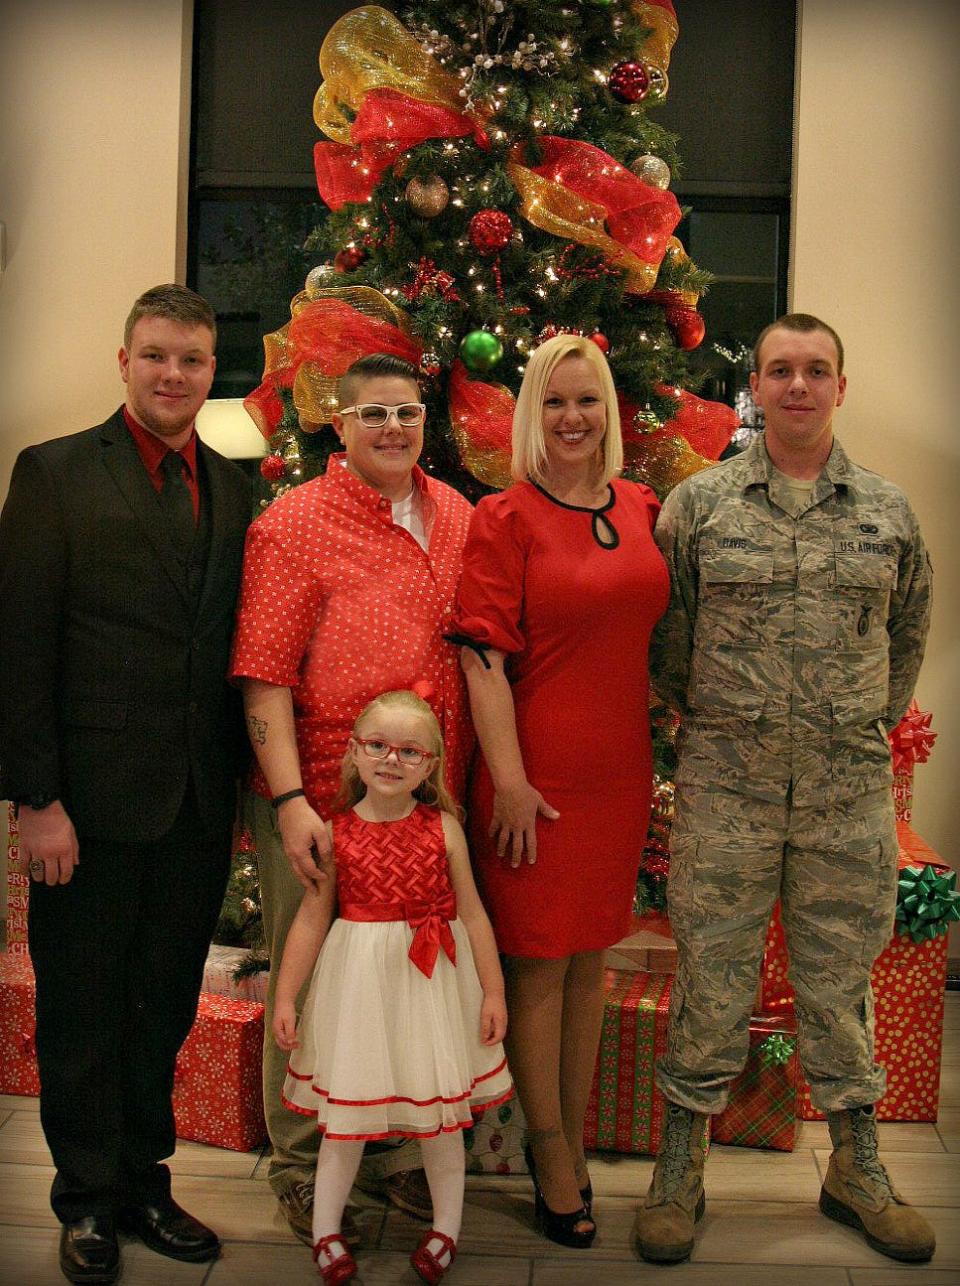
[29,859,44,877]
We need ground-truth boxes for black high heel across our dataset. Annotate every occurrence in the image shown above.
[524,1145,596,1249]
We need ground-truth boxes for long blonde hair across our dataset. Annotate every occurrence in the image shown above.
[333,690,462,817]
[511,333,623,485]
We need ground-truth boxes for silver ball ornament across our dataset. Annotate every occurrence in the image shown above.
[305,265,336,297]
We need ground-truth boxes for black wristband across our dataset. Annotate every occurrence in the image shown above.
[271,788,306,810]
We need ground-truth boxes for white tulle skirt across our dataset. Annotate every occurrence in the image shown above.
[282,916,512,1139]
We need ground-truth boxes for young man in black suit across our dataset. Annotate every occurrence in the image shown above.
[0,284,251,1284]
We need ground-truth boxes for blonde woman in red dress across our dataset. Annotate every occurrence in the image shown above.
[453,334,669,1247]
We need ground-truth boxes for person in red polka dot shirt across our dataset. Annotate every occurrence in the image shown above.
[230,354,474,1245]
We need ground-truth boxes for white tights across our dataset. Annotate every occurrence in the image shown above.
[312,1131,465,1268]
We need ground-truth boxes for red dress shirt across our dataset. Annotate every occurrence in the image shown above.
[230,455,474,811]
[123,406,200,521]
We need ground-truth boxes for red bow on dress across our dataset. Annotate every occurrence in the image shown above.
[405,892,457,978]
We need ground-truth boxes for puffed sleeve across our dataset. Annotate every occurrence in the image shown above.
[450,491,528,659]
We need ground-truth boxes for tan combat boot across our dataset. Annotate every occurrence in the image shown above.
[634,1102,709,1263]
[819,1105,935,1261]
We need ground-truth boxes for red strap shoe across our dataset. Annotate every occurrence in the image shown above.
[312,1233,357,1283]
[411,1229,457,1284]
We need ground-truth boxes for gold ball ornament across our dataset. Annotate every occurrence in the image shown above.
[405,175,450,218]
[634,405,662,433]
[631,154,671,190]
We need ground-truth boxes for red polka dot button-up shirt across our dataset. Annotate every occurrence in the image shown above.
[230,455,474,811]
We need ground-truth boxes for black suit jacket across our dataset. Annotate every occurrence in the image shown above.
[0,409,251,842]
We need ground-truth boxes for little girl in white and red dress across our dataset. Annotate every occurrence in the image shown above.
[273,689,513,1284]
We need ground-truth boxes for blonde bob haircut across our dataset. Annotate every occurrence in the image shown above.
[511,333,623,486]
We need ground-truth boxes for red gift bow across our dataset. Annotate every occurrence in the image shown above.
[405,891,458,979]
[314,88,482,211]
[889,698,937,775]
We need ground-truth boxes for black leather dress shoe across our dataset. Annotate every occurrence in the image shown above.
[59,1215,120,1284]
[118,1195,220,1262]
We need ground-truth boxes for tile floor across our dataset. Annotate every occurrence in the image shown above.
[1,994,957,1285]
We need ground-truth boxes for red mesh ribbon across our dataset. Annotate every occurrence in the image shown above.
[644,0,677,17]
[889,699,937,775]
[448,361,514,453]
[287,298,423,375]
[244,364,295,438]
[314,88,478,211]
[659,386,738,459]
[530,137,681,264]
[619,388,738,460]
[447,359,515,488]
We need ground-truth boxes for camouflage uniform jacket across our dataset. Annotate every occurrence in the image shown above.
[651,433,932,807]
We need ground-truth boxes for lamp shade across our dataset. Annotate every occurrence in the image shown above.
[195,399,267,459]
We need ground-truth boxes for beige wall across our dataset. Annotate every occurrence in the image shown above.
[794,1,960,866]
[0,0,192,492]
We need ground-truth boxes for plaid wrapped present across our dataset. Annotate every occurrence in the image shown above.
[712,1013,798,1150]
[584,969,678,1154]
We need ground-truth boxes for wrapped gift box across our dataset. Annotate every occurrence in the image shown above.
[464,1099,529,1175]
[202,944,269,1003]
[0,955,40,1095]
[584,969,679,1154]
[172,993,267,1151]
[760,824,951,1122]
[712,1013,799,1150]
[5,803,30,957]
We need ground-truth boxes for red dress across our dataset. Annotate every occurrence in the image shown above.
[282,805,512,1139]
[454,480,669,957]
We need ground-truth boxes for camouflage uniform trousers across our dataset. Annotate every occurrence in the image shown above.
[655,779,899,1116]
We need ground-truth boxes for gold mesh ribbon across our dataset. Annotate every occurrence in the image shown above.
[261,286,414,426]
[507,161,659,294]
[314,5,466,144]
[624,434,714,494]
[632,1,679,75]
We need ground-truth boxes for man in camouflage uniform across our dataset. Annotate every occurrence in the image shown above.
[636,314,935,1265]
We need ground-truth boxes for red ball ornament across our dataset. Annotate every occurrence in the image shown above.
[334,245,366,273]
[589,331,610,353]
[608,60,650,104]
[469,209,513,255]
[260,454,286,481]
[671,308,706,351]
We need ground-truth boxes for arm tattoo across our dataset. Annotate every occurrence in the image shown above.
[247,715,268,746]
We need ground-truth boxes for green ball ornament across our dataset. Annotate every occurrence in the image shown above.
[460,330,503,373]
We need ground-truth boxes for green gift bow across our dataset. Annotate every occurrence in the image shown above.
[759,1033,796,1067]
[896,863,960,944]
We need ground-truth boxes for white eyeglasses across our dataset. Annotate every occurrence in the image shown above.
[339,403,426,428]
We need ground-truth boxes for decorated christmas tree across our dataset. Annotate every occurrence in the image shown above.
[239,0,738,921]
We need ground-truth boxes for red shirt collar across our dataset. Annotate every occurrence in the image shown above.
[123,405,199,481]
